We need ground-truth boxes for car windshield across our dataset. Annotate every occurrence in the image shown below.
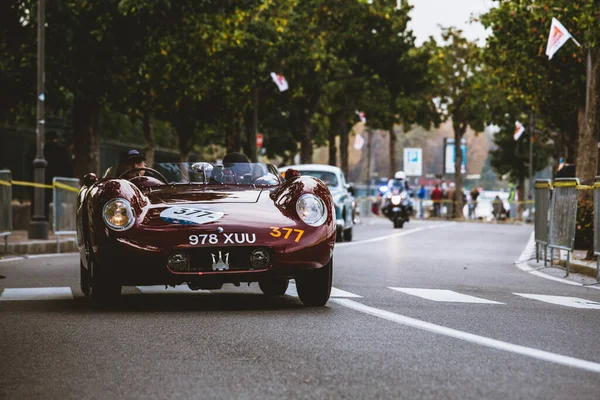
[296,171,339,188]
[104,162,282,186]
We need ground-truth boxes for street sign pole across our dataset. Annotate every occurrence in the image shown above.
[28,0,49,240]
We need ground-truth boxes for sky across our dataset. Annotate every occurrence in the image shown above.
[407,0,495,46]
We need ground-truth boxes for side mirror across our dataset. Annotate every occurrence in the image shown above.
[83,173,98,187]
[285,169,300,181]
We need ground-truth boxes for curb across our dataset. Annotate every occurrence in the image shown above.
[556,260,599,279]
[0,238,77,256]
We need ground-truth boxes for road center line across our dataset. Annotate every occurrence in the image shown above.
[336,222,455,248]
[332,298,600,374]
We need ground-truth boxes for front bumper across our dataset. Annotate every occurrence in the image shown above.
[93,235,334,286]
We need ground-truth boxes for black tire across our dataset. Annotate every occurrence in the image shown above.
[393,217,404,229]
[259,278,289,296]
[80,261,89,296]
[296,258,333,307]
[343,226,353,242]
[87,255,121,306]
[336,227,344,242]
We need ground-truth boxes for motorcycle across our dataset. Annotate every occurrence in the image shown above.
[381,189,413,229]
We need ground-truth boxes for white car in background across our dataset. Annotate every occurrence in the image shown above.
[279,164,356,242]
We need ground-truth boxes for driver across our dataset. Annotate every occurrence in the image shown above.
[119,149,147,179]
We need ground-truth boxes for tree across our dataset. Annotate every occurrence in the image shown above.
[427,28,489,219]
[480,0,600,190]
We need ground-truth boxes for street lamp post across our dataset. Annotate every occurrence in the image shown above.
[28,0,49,239]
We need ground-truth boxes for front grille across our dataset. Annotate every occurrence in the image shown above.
[188,246,271,272]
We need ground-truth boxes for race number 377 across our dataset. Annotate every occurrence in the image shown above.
[269,227,304,242]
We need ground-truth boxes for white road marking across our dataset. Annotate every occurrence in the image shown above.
[336,223,456,248]
[389,287,504,304]
[25,253,78,259]
[0,257,24,263]
[515,233,600,290]
[0,287,73,301]
[332,298,600,374]
[135,285,211,294]
[286,282,362,298]
[514,293,600,309]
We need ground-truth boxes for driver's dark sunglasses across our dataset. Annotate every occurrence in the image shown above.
[132,158,145,164]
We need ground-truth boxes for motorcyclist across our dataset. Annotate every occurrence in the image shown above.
[380,171,413,224]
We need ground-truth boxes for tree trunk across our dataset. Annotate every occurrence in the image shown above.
[72,97,100,179]
[340,117,349,176]
[328,124,337,166]
[300,119,313,164]
[587,47,600,177]
[249,87,259,162]
[389,124,397,177]
[576,50,599,201]
[143,111,155,167]
[226,121,241,154]
[176,122,194,162]
[453,121,466,219]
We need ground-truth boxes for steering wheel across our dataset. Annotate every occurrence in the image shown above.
[118,167,169,184]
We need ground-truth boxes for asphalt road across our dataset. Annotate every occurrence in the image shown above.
[1,218,600,399]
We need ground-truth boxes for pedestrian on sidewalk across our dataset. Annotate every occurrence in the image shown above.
[430,184,443,217]
[417,184,426,218]
[468,187,480,220]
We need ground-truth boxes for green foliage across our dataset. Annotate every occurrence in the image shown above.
[480,0,600,166]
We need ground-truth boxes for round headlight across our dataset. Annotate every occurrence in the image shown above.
[296,194,327,227]
[102,198,135,231]
[391,195,402,205]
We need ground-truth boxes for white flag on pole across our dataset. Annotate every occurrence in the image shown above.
[355,110,366,123]
[354,134,365,150]
[270,72,289,92]
[545,18,574,60]
[514,121,525,141]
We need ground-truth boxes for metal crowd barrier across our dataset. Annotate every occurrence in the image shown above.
[53,177,80,252]
[548,178,579,276]
[534,180,552,265]
[594,176,600,281]
[0,170,12,252]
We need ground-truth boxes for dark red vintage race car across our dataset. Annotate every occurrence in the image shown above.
[77,161,336,306]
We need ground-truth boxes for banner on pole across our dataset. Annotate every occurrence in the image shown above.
[270,72,289,92]
[355,110,366,123]
[353,134,365,150]
[514,121,525,141]
[545,18,575,60]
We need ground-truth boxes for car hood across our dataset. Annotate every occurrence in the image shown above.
[147,186,262,204]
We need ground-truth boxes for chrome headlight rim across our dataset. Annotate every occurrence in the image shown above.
[296,194,327,227]
[102,198,135,231]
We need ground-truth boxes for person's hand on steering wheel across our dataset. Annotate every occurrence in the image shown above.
[118,167,169,184]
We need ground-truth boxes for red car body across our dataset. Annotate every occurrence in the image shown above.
[77,163,336,306]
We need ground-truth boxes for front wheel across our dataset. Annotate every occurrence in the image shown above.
[87,255,121,306]
[343,227,353,242]
[259,278,289,296]
[393,217,404,229]
[296,258,333,307]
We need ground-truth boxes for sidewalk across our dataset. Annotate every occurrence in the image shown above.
[531,247,599,281]
[0,230,77,256]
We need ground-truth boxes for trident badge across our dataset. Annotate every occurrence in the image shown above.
[211,251,230,271]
